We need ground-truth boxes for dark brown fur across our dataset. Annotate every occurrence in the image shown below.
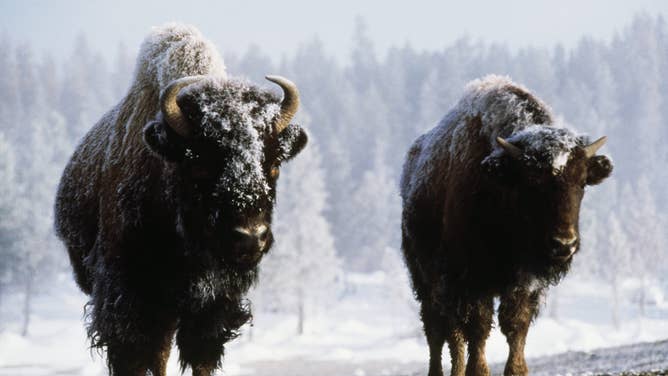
[54,26,307,376]
[400,77,612,376]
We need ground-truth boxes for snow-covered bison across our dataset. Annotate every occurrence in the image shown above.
[400,76,612,376]
[54,24,307,375]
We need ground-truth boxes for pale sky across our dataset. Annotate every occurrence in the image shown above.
[1,0,667,62]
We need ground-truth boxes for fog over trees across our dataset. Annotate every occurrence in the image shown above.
[0,14,666,335]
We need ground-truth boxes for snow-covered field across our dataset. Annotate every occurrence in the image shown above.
[1,272,667,376]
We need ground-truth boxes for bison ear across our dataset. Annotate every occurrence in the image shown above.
[143,120,187,162]
[586,155,613,185]
[277,123,308,162]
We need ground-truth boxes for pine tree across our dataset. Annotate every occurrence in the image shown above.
[0,133,20,317]
[621,177,665,317]
[348,16,378,94]
[340,142,401,271]
[255,140,341,335]
[602,215,632,328]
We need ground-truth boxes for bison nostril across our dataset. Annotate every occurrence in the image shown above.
[257,225,269,242]
[549,237,577,260]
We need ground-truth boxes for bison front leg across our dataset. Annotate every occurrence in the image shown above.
[498,288,542,376]
[89,273,177,376]
[103,313,176,376]
[177,299,251,376]
[176,318,226,376]
[462,297,494,376]
[107,330,174,376]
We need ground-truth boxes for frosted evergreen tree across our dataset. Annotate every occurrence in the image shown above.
[512,47,558,103]
[601,214,632,328]
[233,44,275,82]
[38,54,60,111]
[348,16,378,94]
[59,33,111,140]
[340,142,401,271]
[12,52,71,334]
[255,140,341,335]
[380,246,420,336]
[0,36,20,142]
[110,42,134,99]
[0,133,20,316]
[621,177,665,317]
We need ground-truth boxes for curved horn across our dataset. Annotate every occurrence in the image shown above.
[160,76,206,137]
[496,137,522,159]
[265,75,300,133]
[584,136,607,158]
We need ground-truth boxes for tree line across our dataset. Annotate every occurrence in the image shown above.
[0,14,666,335]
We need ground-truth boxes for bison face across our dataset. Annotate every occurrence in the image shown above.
[143,75,307,268]
[483,126,612,265]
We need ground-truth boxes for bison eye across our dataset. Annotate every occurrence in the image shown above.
[270,166,280,179]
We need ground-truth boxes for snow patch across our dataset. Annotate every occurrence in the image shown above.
[2,275,668,375]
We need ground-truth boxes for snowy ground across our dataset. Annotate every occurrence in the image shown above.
[0,272,667,376]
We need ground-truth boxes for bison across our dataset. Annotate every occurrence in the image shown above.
[54,24,307,375]
[400,75,613,376]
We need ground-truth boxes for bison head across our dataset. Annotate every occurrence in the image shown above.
[482,126,612,269]
[143,75,307,269]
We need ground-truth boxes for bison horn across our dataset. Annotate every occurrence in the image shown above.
[265,75,300,133]
[496,137,522,159]
[160,76,206,138]
[583,136,607,158]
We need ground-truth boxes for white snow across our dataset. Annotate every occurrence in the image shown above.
[552,151,571,171]
[1,272,667,375]
[176,77,282,209]
[136,23,227,91]
[506,124,581,173]
[456,74,553,139]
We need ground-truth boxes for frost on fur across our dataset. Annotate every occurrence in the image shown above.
[134,23,227,91]
[54,23,307,375]
[400,75,613,376]
[177,77,282,209]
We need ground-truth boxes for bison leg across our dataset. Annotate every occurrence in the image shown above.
[104,316,176,376]
[421,304,465,376]
[446,329,465,376]
[462,297,494,376]
[177,300,250,376]
[149,322,177,376]
[422,304,446,376]
[176,326,225,376]
[106,344,150,376]
[498,288,542,376]
[88,275,178,376]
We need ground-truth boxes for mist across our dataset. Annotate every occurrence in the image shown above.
[0,4,667,376]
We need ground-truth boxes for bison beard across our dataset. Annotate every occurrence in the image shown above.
[400,75,612,376]
[54,24,307,375]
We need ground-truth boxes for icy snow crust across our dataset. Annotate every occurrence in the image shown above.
[401,75,582,200]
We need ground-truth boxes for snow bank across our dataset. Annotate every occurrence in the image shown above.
[1,273,667,375]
